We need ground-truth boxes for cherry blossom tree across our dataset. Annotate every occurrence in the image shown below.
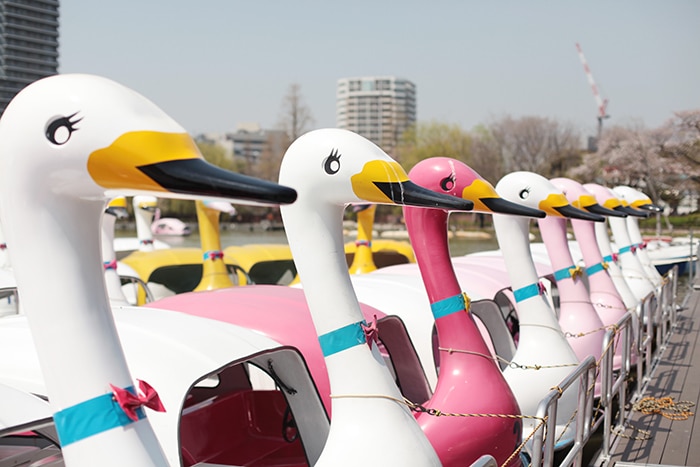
[569,109,700,214]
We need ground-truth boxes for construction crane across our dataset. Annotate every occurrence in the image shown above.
[575,42,609,149]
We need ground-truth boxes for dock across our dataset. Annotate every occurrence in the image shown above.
[590,272,700,467]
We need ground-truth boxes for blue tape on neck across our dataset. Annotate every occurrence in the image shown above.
[586,262,607,276]
[54,386,142,446]
[318,321,367,357]
[513,283,543,303]
[553,266,575,281]
[430,293,466,320]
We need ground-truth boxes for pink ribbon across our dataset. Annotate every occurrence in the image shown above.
[103,260,117,271]
[537,281,547,295]
[110,380,166,421]
[361,315,380,348]
[203,250,224,261]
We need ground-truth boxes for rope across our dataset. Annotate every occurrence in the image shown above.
[633,396,695,420]
[564,323,619,339]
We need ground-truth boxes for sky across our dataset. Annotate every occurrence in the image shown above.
[58,1,700,140]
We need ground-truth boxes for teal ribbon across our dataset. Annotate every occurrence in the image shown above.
[513,283,544,303]
[318,321,367,357]
[430,293,467,320]
[553,266,574,281]
[54,386,143,446]
[586,262,608,276]
[618,245,634,254]
[603,254,614,263]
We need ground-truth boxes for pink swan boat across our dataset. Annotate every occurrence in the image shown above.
[536,185,607,392]
[583,183,643,310]
[550,178,631,368]
[585,184,656,302]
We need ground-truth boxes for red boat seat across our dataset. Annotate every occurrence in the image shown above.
[180,389,307,467]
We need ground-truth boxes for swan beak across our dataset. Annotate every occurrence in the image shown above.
[573,194,627,218]
[464,179,545,218]
[539,193,605,222]
[614,205,649,218]
[631,199,663,213]
[351,160,474,210]
[88,131,297,205]
[136,198,158,212]
[106,197,129,219]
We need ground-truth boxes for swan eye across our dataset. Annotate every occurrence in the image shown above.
[323,149,341,175]
[519,188,531,200]
[439,175,455,191]
[46,112,82,145]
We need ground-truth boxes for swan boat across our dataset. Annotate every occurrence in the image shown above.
[550,178,632,368]
[148,129,477,466]
[0,73,349,467]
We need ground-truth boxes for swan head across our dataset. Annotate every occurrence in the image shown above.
[550,177,626,218]
[613,185,662,214]
[133,196,158,214]
[0,74,297,208]
[408,157,545,217]
[279,129,474,211]
[584,183,648,218]
[106,196,129,220]
[200,199,237,216]
[495,171,604,222]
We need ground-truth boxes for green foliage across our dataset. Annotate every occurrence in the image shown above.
[395,121,472,170]
[639,212,700,230]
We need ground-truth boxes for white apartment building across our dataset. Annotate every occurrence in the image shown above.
[336,76,416,156]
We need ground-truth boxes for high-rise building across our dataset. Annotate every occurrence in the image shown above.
[0,0,59,115]
[336,76,416,156]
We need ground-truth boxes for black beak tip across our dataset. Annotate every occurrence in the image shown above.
[617,205,649,218]
[586,203,627,218]
[375,180,474,211]
[556,204,605,222]
[639,203,663,213]
[482,197,546,218]
[138,158,297,205]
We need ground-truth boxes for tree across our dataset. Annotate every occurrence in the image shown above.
[277,83,315,142]
[470,124,506,184]
[567,115,700,210]
[394,121,473,170]
[256,130,291,182]
[482,115,582,176]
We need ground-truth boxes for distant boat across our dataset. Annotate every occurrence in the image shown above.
[151,210,192,236]
[645,238,698,275]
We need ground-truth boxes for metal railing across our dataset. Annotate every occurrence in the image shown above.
[597,311,636,462]
[529,355,598,467]
[592,265,680,467]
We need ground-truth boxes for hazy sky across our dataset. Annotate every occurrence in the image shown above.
[58,1,700,140]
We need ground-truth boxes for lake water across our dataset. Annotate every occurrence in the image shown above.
[125,228,502,257]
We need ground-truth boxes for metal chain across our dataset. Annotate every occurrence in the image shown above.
[437,346,579,370]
